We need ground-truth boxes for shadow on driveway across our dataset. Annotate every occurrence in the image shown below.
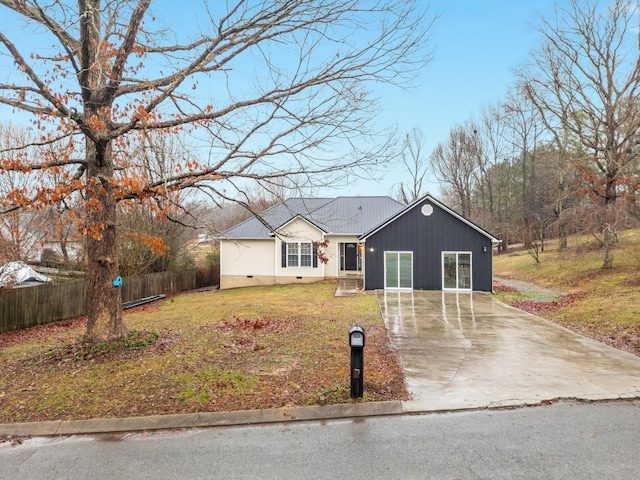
[377,290,640,412]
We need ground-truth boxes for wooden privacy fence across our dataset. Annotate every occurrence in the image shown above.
[0,266,219,334]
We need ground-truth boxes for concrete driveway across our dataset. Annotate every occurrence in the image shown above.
[377,290,640,412]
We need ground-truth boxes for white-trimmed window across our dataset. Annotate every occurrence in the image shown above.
[287,243,299,267]
[300,243,313,267]
[285,242,313,268]
[384,251,413,289]
[442,251,472,290]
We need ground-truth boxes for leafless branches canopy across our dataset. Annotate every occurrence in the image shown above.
[427,0,640,269]
[519,0,640,206]
[0,0,434,196]
[0,0,435,341]
[395,127,429,204]
[429,122,480,218]
[516,0,640,267]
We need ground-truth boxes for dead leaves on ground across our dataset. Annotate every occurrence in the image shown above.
[0,286,408,424]
[213,317,294,333]
[494,280,640,356]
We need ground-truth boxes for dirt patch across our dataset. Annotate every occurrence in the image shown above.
[492,280,518,293]
[212,317,295,333]
[494,276,563,301]
[33,330,181,366]
[0,316,87,350]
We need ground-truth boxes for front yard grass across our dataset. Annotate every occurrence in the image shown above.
[0,282,408,424]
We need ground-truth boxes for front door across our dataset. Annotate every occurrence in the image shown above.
[343,243,359,271]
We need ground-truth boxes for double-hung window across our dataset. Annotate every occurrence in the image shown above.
[287,243,300,267]
[300,243,312,267]
[286,242,313,267]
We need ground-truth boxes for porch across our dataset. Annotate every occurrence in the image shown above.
[335,274,364,297]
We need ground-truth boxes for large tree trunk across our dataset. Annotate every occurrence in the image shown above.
[83,139,127,343]
[600,181,618,269]
[78,0,126,343]
[601,224,617,270]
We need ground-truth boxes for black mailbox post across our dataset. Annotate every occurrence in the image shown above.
[349,326,365,398]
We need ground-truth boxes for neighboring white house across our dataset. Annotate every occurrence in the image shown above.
[218,197,405,289]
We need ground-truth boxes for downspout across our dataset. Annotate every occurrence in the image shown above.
[274,234,279,284]
[360,241,366,290]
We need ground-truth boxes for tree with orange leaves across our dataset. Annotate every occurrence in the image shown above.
[0,0,435,342]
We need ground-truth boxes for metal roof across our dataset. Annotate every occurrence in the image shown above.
[220,196,405,239]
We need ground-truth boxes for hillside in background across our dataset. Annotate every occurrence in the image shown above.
[493,228,640,357]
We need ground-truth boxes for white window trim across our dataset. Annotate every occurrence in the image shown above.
[441,251,473,291]
[287,242,313,268]
[384,251,413,290]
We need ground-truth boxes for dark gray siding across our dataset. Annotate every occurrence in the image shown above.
[363,201,494,291]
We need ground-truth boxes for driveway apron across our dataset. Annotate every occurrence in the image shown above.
[377,290,640,412]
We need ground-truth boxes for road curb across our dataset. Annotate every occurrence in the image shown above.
[3,396,640,438]
[0,401,404,437]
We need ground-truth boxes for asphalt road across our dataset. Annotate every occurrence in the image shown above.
[2,400,639,480]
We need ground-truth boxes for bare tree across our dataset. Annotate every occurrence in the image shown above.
[519,0,640,268]
[395,127,430,204]
[430,123,479,217]
[0,0,436,342]
[499,84,546,248]
[116,134,200,276]
[476,105,508,218]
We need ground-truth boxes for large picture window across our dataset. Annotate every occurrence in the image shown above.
[285,242,313,268]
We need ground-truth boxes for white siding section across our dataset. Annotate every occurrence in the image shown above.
[220,239,275,276]
[221,218,368,288]
[278,217,321,240]
[276,217,324,278]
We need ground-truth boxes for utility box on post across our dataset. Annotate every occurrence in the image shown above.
[349,325,365,398]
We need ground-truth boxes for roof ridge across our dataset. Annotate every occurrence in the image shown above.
[283,195,396,200]
[220,196,408,239]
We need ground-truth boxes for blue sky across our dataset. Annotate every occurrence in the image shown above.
[0,0,570,201]
[346,0,567,198]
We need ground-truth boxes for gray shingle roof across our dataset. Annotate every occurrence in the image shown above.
[220,196,405,239]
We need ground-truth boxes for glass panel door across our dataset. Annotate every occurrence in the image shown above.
[443,253,457,289]
[385,252,412,289]
[385,252,399,289]
[442,252,472,290]
[399,253,413,289]
[458,253,471,289]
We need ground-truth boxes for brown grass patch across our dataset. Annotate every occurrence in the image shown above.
[0,283,408,424]
[494,229,640,357]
